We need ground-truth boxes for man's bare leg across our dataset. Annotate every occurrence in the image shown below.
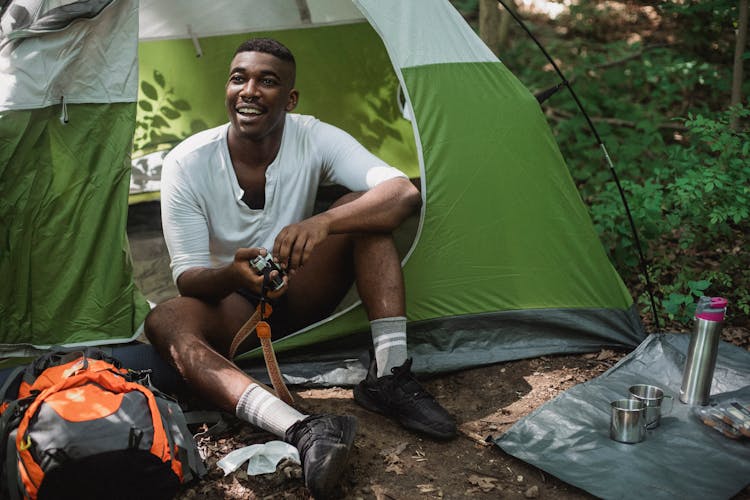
[144,277,357,499]
[352,232,409,375]
[303,220,456,440]
[144,294,261,402]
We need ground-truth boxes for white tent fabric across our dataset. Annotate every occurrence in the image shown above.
[138,0,364,41]
[0,0,137,110]
[355,0,497,68]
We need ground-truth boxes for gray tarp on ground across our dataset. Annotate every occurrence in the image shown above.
[495,333,750,500]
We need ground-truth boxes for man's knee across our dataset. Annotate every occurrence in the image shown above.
[144,299,169,341]
[144,296,198,346]
[144,297,211,372]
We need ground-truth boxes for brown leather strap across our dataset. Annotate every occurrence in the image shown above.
[228,307,261,360]
[257,325,294,405]
[228,304,294,406]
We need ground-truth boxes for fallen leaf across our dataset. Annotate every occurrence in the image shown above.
[385,463,405,475]
[417,484,439,493]
[468,474,498,492]
[597,349,615,360]
[371,484,396,500]
[381,442,409,457]
[525,485,540,498]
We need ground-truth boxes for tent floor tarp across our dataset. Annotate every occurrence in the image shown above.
[495,333,750,500]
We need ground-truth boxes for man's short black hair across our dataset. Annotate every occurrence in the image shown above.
[234,38,295,66]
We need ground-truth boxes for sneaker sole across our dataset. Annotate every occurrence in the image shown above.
[353,384,456,440]
[307,416,357,499]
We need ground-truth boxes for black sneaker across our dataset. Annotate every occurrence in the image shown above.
[353,358,456,439]
[284,414,357,499]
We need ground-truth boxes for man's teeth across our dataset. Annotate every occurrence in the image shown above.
[238,107,262,115]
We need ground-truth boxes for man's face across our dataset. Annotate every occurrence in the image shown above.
[225,51,297,142]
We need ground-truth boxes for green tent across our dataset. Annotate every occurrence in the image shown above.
[1,0,149,356]
[0,0,644,378]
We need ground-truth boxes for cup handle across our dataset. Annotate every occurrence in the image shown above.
[662,394,674,416]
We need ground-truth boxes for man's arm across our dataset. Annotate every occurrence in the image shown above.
[273,177,420,270]
[176,247,288,301]
[322,176,420,233]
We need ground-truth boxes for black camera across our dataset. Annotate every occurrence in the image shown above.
[249,253,286,291]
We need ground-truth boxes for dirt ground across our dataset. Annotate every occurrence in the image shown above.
[179,352,630,500]
[127,202,750,500]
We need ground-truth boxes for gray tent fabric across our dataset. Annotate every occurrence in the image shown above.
[495,333,750,500]
[238,306,644,387]
[0,0,115,45]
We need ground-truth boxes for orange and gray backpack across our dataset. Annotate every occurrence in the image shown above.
[0,348,205,500]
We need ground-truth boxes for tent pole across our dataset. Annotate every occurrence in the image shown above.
[495,0,660,331]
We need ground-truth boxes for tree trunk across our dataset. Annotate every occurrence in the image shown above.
[498,0,517,50]
[730,0,748,130]
[479,0,502,55]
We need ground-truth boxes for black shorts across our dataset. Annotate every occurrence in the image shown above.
[235,287,294,338]
[236,287,271,306]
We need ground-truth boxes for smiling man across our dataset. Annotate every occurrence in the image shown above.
[145,38,455,498]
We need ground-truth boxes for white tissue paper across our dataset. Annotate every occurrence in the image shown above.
[217,441,301,476]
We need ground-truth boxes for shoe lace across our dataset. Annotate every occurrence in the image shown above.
[289,416,344,456]
[389,360,434,403]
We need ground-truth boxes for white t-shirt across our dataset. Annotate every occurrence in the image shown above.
[161,114,407,283]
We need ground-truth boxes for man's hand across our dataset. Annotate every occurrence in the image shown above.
[175,247,288,301]
[272,215,330,271]
[235,247,288,298]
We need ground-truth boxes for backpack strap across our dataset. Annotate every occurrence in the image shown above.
[0,366,26,404]
[4,429,21,500]
[152,397,207,482]
[0,397,34,500]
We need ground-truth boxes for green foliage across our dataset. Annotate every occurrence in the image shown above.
[498,2,750,329]
[604,107,749,327]
[133,70,208,156]
[659,0,738,61]
[667,108,750,242]
[662,279,711,323]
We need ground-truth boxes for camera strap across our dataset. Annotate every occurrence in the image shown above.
[228,271,294,405]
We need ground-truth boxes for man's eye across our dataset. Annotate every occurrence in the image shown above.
[261,79,277,86]
[230,75,244,83]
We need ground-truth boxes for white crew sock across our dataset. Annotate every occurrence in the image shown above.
[370,316,408,377]
[235,383,306,438]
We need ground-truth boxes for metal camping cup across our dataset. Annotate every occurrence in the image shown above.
[628,384,673,429]
[610,399,647,444]
[680,297,728,405]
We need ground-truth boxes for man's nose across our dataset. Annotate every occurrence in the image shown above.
[240,79,261,98]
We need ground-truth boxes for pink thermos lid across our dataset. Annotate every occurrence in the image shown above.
[695,297,728,321]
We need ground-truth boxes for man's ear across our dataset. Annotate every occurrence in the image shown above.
[286,89,299,112]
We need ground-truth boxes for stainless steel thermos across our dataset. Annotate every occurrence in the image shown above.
[679,296,728,405]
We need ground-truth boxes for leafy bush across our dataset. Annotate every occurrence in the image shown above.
[488,1,750,329]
